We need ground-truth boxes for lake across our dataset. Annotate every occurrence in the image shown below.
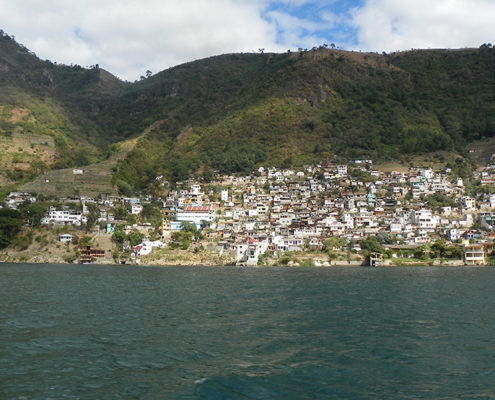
[1,264,495,399]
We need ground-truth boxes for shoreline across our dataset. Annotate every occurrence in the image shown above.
[1,259,491,268]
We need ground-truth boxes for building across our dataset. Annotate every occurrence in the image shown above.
[5,192,36,209]
[175,204,214,225]
[79,246,105,263]
[131,204,143,214]
[236,238,269,266]
[337,165,348,175]
[133,240,164,257]
[462,196,476,212]
[463,243,487,265]
[59,234,73,242]
[41,207,87,226]
[221,189,229,202]
[410,209,438,231]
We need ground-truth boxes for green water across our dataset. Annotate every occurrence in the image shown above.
[1,264,495,399]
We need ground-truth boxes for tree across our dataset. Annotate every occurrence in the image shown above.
[117,180,133,196]
[182,221,203,241]
[141,203,162,227]
[360,236,384,254]
[430,240,463,259]
[85,202,101,229]
[112,205,129,221]
[322,236,346,253]
[112,226,126,244]
[202,168,215,183]
[169,231,193,249]
[376,231,394,245]
[18,201,48,227]
[128,230,145,246]
[0,209,23,249]
[145,70,152,78]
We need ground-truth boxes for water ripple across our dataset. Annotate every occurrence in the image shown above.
[2,264,495,399]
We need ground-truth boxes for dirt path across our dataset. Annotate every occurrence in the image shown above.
[91,231,115,262]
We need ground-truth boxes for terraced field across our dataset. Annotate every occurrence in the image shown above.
[19,125,151,197]
[0,130,56,185]
[19,136,140,197]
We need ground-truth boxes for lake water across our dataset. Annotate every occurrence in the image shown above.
[1,264,495,399]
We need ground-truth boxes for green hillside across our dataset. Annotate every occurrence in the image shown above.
[110,47,495,190]
[1,29,495,195]
[0,31,126,187]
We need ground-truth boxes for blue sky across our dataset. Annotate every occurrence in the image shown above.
[263,0,363,48]
[0,0,493,81]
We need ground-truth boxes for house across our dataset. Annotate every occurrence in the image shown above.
[236,237,269,266]
[41,207,87,226]
[131,204,143,214]
[5,192,36,209]
[221,189,229,202]
[175,204,214,225]
[272,236,304,251]
[59,234,73,242]
[79,246,105,263]
[462,196,476,212]
[410,209,438,231]
[133,240,164,257]
[463,243,487,265]
[369,252,383,267]
[448,229,462,241]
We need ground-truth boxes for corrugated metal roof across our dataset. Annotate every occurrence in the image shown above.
[182,205,211,212]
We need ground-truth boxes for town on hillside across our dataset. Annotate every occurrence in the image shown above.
[3,156,495,266]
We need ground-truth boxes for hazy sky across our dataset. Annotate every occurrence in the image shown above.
[0,0,493,81]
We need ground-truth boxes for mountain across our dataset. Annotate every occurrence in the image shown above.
[0,31,126,188]
[108,46,495,191]
[1,29,495,195]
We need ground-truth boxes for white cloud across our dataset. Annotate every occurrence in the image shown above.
[351,0,495,52]
[1,0,492,81]
[264,9,329,49]
[0,0,282,81]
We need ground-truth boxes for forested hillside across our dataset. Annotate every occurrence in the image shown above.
[110,46,495,191]
[1,29,494,194]
[0,31,126,187]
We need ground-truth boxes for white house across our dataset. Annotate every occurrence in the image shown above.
[420,168,433,180]
[236,237,269,266]
[272,236,304,251]
[133,240,164,257]
[448,229,462,241]
[131,204,143,215]
[41,207,87,226]
[410,209,438,231]
[389,223,403,233]
[462,196,476,211]
[175,204,214,225]
[221,189,229,202]
[59,234,73,242]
